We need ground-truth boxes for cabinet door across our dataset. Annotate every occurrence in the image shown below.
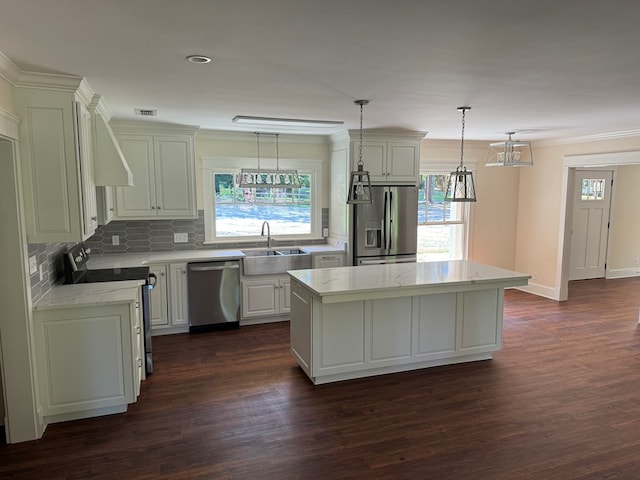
[131,291,143,394]
[153,136,196,218]
[149,265,169,327]
[279,278,291,314]
[169,263,189,326]
[353,141,387,183]
[96,186,114,225]
[242,278,279,318]
[75,102,98,237]
[115,135,156,217]
[34,303,135,416]
[387,142,419,183]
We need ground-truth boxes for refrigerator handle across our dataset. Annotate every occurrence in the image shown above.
[388,190,393,251]
[382,190,388,250]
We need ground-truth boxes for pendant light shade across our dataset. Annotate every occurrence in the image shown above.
[445,106,477,202]
[347,99,373,204]
[486,132,533,167]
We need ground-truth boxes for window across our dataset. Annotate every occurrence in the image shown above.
[202,158,322,243]
[581,178,606,201]
[417,172,469,261]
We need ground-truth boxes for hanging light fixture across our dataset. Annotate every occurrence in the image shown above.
[238,132,301,189]
[444,106,477,202]
[486,131,533,167]
[347,99,373,204]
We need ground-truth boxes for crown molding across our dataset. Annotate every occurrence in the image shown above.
[14,71,87,92]
[110,119,199,136]
[0,52,21,85]
[536,129,640,147]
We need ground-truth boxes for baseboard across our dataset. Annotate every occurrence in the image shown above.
[606,268,640,279]
[514,282,561,301]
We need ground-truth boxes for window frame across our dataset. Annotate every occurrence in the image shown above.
[418,163,474,260]
[202,156,323,244]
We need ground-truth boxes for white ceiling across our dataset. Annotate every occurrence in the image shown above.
[1,0,640,141]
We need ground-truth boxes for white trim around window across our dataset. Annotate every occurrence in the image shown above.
[202,156,324,244]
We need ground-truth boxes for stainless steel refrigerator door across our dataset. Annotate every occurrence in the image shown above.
[387,186,418,256]
[354,186,418,259]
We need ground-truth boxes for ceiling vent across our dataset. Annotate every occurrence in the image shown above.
[135,108,157,117]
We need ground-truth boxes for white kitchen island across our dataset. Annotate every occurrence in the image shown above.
[288,261,530,385]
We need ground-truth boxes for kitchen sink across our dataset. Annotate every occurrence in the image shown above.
[242,249,280,257]
[241,248,311,275]
[275,248,307,255]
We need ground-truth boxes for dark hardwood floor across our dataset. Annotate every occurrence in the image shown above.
[2,278,640,479]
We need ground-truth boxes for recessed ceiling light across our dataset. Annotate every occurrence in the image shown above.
[232,115,344,128]
[186,55,212,64]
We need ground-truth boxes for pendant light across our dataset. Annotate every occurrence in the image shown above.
[238,132,301,189]
[444,106,477,202]
[486,131,533,167]
[347,99,373,204]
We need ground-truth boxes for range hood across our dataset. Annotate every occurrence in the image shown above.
[89,95,133,186]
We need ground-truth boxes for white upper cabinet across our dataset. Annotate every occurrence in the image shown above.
[112,124,197,219]
[15,77,98,242]
[349,130,426,185]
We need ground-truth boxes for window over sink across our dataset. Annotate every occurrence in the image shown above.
[202,157,323,243]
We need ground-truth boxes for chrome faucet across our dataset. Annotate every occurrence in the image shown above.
[261,221,272,247]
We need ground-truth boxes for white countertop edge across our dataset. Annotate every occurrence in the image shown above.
[288,260,531,300]
[34,280,144,310]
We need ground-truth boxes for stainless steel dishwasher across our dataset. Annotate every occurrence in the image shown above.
[187,260,240,332]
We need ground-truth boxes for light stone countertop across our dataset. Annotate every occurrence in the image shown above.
[87,244,346,269]
[288,260,530,302]
[34,280,144,310]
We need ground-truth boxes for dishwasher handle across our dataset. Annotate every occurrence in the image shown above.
[189,263,240,272]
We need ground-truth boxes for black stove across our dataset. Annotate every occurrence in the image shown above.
[62,243,156,375]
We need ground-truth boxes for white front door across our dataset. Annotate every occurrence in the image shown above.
[569,170,613,280]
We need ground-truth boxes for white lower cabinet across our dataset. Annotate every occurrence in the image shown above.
[241,275,290,320]
[149,265,169,327]
[149,263,189,335]
[168,263,189,327]
[34,295,142,424]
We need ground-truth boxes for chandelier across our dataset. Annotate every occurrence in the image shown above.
[237,133,301,189]
[486,131,533,167]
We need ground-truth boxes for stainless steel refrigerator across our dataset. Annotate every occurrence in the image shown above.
[353,185,418,265]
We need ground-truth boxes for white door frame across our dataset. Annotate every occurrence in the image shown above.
[558,151,640,301]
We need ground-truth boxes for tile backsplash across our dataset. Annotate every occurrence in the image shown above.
[30,209,330,303]
[84,209,329,254]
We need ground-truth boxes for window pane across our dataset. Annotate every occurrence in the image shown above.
[417,224,465,261]
[581,178,606,201]
[213,173,312,237]
[418,174,462,223]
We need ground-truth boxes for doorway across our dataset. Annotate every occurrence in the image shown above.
[568,170,613,280]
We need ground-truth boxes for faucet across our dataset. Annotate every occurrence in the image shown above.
[261,221,272,248]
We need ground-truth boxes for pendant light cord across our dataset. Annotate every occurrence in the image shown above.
[459,107,469,169]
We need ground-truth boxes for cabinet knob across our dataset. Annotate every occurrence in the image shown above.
[135,301,140,308]
[91,216,97,221]
[157,206,161,210]
[160,272,165,276]
[136,326,141,334]
[109,208,114,212]
[151,206,156,210]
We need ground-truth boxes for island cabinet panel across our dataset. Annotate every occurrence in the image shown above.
[290,286,312,375]
[460,289,501,351]
[415,293,457,358]
[317,302,366,372]
[370,297,413,362]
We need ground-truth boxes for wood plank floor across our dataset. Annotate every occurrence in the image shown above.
[2,278,640,479]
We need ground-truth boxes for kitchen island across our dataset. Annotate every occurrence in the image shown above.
[288,260,530,384]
